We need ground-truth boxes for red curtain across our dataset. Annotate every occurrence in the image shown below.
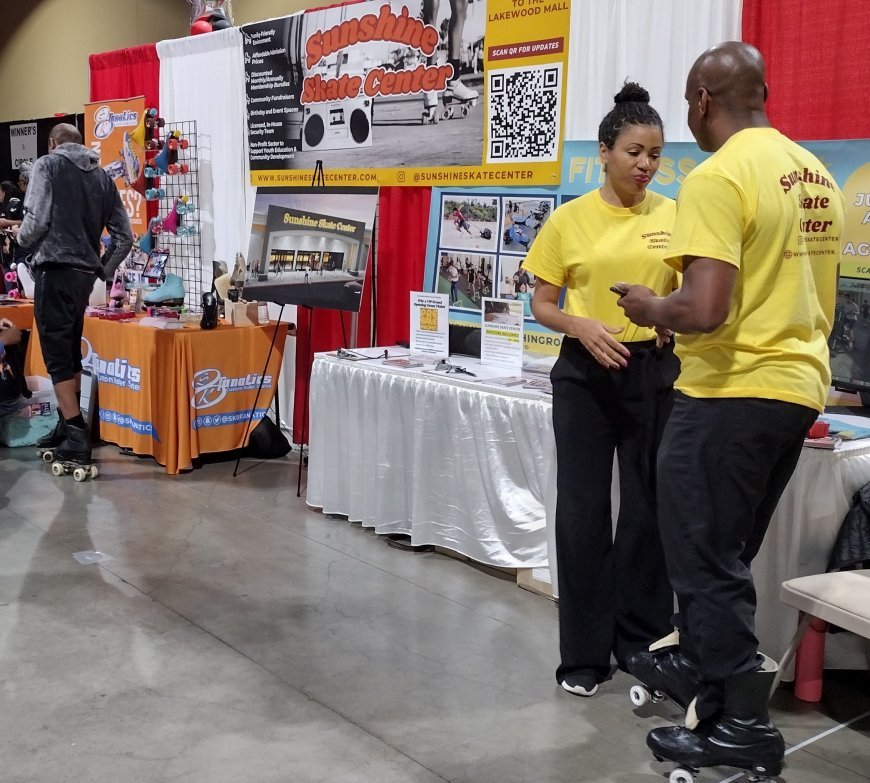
[89,44,160,108]
[742,0,870,140]
[375,187,432,346]
[292,186,431,444]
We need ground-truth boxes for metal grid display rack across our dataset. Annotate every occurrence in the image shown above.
[149,119,202,312]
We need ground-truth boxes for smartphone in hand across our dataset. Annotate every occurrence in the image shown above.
[609,284,629,296]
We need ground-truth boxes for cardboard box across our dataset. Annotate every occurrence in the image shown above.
[517,567,555,601]
[228,301,260,327]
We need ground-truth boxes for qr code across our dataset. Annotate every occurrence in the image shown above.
[487,63,562,164]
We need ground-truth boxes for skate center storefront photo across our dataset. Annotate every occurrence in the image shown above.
[2,0,870,779]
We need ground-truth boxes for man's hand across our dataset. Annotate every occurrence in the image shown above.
[565,314,629,369]
[0,319,21,346]
[615,283,659,327]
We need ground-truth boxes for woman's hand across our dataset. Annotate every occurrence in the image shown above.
[565,315,629,369]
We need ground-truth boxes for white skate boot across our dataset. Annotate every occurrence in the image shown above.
[421,90,440,125]
[442,79,478,119]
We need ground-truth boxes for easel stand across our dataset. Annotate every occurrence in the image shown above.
[295,161,326,497]
[232,303,286,477]
[296,304,314,497]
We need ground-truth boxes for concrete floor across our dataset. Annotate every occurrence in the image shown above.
[0,444,868,783]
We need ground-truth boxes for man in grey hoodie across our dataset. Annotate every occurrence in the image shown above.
[13,123,133,468]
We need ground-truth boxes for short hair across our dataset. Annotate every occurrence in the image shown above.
[49,123,83,146]
[598,81,664,149]
[17,162,32,185]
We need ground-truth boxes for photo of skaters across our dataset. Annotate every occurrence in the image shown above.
[435,251,495,309]
[498,255,535,318]
[439,195,499,252]
[829,282,870,385]
[501,197,553,253]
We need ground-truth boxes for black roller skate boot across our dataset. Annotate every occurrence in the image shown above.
[49,424,99,481]
[36,413,66,462]
[647,655,784,783]
[626,630,700,711]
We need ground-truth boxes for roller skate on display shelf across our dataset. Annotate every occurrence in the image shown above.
[626,631,699,711]
[144,273,185,306]
[648,656,784,783]
[41,423,99,482]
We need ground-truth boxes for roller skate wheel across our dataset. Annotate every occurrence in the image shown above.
[669,769,694,783]
[73,468,88,482]
[40,450,54,463]
[51,462,64,476]
[629,684,650,707]
[461,105,470,117]
[90,465,99,479]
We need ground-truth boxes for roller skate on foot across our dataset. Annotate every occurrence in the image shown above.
[46,424,99,482]
[36,414,67,462]
[442,80,478,119]
[626,631,699,711]
[143,273,185,307]
[421,90,440,124]
[648,657,784,783]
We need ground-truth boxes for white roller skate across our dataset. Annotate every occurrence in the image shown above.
[442,80,478,119]
[421,90,440,125]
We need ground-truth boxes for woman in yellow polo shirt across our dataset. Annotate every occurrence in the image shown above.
[522,82,679,697]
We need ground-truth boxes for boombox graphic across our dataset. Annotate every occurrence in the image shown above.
[301,97,373,151]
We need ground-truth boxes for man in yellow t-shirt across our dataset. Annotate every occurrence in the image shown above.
[617,43,843,777]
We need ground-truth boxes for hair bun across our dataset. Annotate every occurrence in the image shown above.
[614,81,650,105]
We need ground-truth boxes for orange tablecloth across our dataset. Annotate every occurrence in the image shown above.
[0,301,34,331]
[31,317,288,474]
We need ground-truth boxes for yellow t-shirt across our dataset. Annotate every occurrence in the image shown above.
[522,189,677,343]
[664,127,844,412]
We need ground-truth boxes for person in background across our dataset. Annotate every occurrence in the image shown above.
[516,282,532,318]
[523,81,679,698]
[617,42,843,778]
[13,123,133,471]
[0,179,26,280]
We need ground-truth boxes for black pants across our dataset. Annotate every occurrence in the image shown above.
[657,392,817,692]
[552,338,679,683]
[34,265,97,385]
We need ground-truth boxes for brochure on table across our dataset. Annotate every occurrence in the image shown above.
[410,291,450,357]
[481,297,523,370]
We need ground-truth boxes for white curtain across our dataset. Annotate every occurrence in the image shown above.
[564,0,742,142]
[157,28,255,286]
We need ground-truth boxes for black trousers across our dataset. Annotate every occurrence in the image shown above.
[34,265,97,385]
[657,392,817,693]
[552,338,679,683]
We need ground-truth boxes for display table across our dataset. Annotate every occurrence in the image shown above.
[307,351,556,568]
[0,300,34,331]
[307,351,870,668]
[32,317,288,474]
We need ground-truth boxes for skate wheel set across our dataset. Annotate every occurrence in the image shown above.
[628,684,667,708]
[38,449,99,482]
[655,759,780,783]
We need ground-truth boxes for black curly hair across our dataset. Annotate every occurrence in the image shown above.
[598,81,664,149]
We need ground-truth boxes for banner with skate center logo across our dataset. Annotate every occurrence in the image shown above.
[241,0,571,187]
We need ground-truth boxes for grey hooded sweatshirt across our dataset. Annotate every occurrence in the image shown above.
[17,143,133,280]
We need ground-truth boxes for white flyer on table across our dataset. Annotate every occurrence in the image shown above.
[410,291,450,358]
[481,298,524,370]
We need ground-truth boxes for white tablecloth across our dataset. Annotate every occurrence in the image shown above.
[307,353,870,666]
[307,352,556,568]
